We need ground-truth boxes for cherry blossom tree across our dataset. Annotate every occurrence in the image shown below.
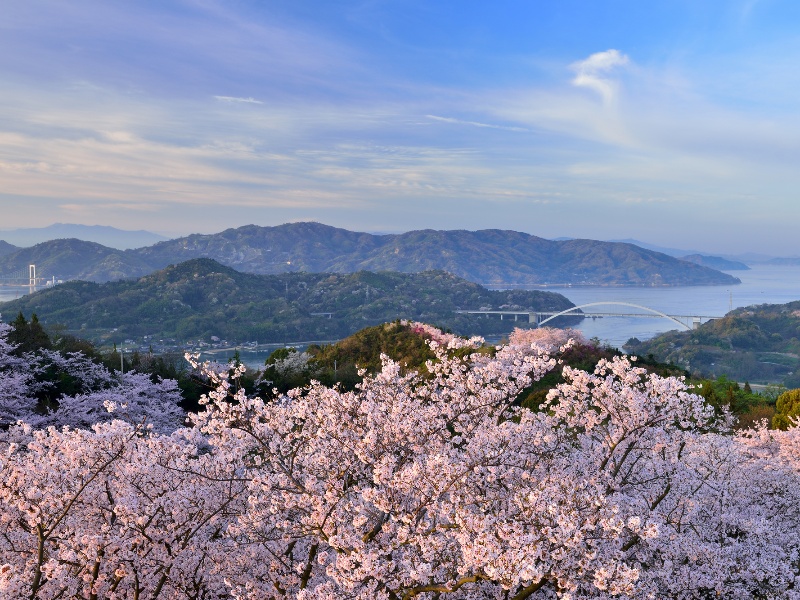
[2,324,800,599]
[0,323,185,433]
[41,372,185,433]
[0,422,243,598]
[0,324,39,427]
[507,326,587,352]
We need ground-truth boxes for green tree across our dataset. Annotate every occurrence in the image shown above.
[8,312,52,354]
[772,388,800,430]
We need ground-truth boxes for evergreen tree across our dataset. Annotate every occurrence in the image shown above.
[8,312,52,354]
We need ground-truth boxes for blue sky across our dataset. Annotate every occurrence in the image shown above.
[1,0,799,255]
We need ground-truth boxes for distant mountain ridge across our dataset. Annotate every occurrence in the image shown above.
[0,222,741,286]
[0,223,168,250]
[679,254,750,271]
[609,238,705,258]
[0,241,17,258]
[610,238,793,265]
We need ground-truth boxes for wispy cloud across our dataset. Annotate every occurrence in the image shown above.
[2,1,800,253]
[60,202,162,213]
[213,95,263,104]
[571,49,630,104]
[425,115,530,133]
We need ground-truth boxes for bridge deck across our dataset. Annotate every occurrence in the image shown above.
[456,306,722,330]
[456,310,720,319]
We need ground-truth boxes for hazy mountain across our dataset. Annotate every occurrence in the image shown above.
[767,257,800,266]
[0,223,169,249]
[0,258,576,345]
[610,238,791,265]
[0,223,741,286]
[0,241,18,258]
[608,238,703,258]
[680,254,750,271]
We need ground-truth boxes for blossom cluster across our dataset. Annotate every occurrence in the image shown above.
[0,324,184,434]
[2,323,800,599]
[402,320,484,349]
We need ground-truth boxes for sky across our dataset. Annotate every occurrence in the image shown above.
[1,0,799,255]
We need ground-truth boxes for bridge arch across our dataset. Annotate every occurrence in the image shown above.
[537,301,692,330]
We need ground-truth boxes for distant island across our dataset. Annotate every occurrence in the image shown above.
[0,258,578,348]
[0,222,741,286]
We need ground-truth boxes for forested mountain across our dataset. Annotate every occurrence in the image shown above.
[0,258,576,345]
[626,300,800,386]
[0,222,740,286]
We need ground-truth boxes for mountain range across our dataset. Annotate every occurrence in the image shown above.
[0,222,741,286]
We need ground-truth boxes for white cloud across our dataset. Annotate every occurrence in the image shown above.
[213,95,264,104]
[571,49,630,104]
[425,115,530,133]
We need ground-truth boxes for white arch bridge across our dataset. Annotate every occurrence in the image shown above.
[456,302,723,330]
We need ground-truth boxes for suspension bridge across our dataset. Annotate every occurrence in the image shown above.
[0,264,56,288]
[456,301,723,330]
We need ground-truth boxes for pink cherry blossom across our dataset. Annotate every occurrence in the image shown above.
[2,324,799,599]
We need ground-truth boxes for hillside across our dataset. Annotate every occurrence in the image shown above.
[0,258,577,346]
[0,223,740,286]
[626,301,800,386]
